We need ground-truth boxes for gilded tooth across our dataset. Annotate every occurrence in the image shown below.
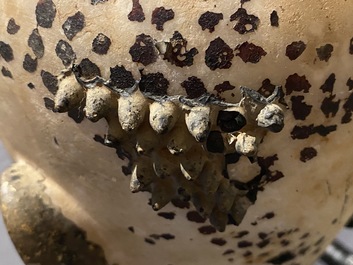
[118,90,147,132]
[130,161,155,191]
[130,165,143,193]
[185,106,211,142]
[84,85,114,122]
[54,74,84,113]
[151,179,175,211]
[149,101,179,134]
[235,133,258,157]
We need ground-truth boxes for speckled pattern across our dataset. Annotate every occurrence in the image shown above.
[1,1,353,265]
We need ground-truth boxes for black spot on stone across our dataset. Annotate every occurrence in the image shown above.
[76,58,101,79]
[243,250,252,257]
[129,34,158,66]
[157,212,175,220]
[214,81,235,97]
[342,93,353,123]
[27,83,35,89]
[151,7,175,31]
[36,0,56,28]
[345,216,353,228]
[320,73,336,94]
[211,238,227,246]
[285,41,306,60]
[171,199,190,209]
[261,212,275,219]
[217,110,246,133]
[23,54,38,73]
[160,233,175,240]
[267,251,296,264]
[347,78,353,91]
[298,246,311,255]
[198,11,223,33]
[285,73,311,95]
[163,31,199,67]
[205,37,234,70]
[28,29,44,59]
[290,96,312,120]
[350,38,353,55]
[270,11,279,27]
[128,0,145,22]
[62,12,85,41]
[109,65,135,89]
[277,232,285,238]
[321,95,340,118]
[0,41,14,62]
[300,232,310,239]
[230,8,260,34]
[240,0,251,4]
[257,239,270,248]
[235,41,267,63]
[55,40,76,67]
[144,238,155,245]
[53,136,59,145]
[91,0,108,4]
[41,70,58,95]
[128,226,134,233]
[257,79,276,97]
[314,236,325,246]
[332,218,338,225]
[43,97,54,110]
[139,72,169,96]
[316,44,333,62]
[238,240,253,248]
[225,152,241,165]
[181,76,207,99]
[300,147,317,162]
[187,211,206,223]
[258,232,268,240]
[291,124,337,140]
[223,249,235,255]
[280,239,290,246]
[206,131,224,153]
[315,125,337,136]
[198,225,217,235]
[233,230,249,238]
[1,66,13,79]
[92,33,111,55]
[7,18,20,35]
[68,107,85,123]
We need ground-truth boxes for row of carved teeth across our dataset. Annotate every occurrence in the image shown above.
[51,69,285,231]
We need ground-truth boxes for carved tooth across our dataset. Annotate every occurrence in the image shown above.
[151,178,175,211]
[152,150,177,178]
[149,101,179,134]
[105,111,125,144]
[229,194,253,225]
[235,133,258,157]
[179,146,206,180]
[54,74,85,113]
[167,121,195,155]
[197,162,222,194]
[84,85,114,122]
[256,103,284,133]
[118,90,147,132]
[185,105,211,142]
[191,190,216,218]
[209,207,228,232]
[135,122,159,155]
[130,161,155,193]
